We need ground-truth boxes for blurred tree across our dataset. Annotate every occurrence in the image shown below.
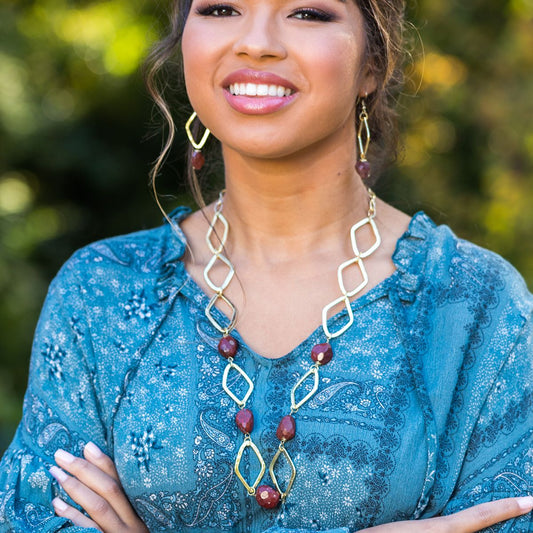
[0,0,191,451]
[384,0,533,282]
[1,0,532,454]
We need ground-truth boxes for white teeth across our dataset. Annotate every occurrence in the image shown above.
[245,83,257,96]
[228,83,293,97]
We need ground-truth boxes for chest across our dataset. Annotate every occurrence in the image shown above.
[184,253,396,359]
[110,297,430,532]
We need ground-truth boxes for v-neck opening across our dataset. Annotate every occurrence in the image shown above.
[166,210,433,365]
[181,271,395,366]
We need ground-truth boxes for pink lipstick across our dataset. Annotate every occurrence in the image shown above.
[221,69,298,115]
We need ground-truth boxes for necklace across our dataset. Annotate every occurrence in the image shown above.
[203,189,381,509]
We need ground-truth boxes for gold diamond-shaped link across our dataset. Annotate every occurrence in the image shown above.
[206,210,229,255]
[269,442,296,501]
[351,217,381,259]
[235,436,266,495]
[204,253,234,293]
[321,295,354,340]
[291,364,320,411]
[205,293,236,334]
[337,256,369,298]
[222,360,254,408]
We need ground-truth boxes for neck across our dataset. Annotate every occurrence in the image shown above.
[217,145,370,266]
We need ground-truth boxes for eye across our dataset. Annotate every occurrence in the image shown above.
[196,3,239,16]
[290,8,335,22]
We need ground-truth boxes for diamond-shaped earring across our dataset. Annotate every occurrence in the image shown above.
[185,111,210,170]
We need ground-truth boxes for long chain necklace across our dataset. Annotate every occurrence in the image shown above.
[203,189,381,509]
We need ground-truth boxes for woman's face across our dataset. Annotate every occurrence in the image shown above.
[181,0,375,160]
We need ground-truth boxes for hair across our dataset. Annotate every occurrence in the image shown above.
[144,0,407,208]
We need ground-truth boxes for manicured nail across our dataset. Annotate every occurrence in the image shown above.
[54,449,75,464]
[517,496,533,511]
[49,466,69,483]
[52,497,68,512]
[84,441,104,459]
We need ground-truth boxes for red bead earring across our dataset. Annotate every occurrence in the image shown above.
[185,111,210,170]
[356,97,371,180]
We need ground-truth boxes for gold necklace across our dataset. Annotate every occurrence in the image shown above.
[203,189,381,508]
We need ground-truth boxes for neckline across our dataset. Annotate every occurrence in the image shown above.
[166,209,434,366]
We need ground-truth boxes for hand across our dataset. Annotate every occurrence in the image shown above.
[358,496,533,532]
[50,442,149,533]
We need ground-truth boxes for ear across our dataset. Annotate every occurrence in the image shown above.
[358,62,378,97]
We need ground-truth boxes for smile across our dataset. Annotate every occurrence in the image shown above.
[228,83,294,97]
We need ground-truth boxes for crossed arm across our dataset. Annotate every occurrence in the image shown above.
[49,442,533,533]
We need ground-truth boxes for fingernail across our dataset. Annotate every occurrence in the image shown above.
[85,441,104,459]
[52,497,68,512]
[49,466,69,484]
[54,449,75,464]
[517,496,533,511]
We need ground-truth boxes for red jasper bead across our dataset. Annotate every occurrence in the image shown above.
[235,409,254,434]
[255,485,280,509]
[276,415,296,442]
[191,150,205,170]
[311,343,333,365]
[218,336,238,359]
[356,160,371,180]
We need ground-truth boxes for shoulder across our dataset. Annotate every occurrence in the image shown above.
[398,212,532,322]
[58,209,189,279]
[50,207,191,302]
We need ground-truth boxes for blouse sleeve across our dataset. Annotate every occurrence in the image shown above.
[441,310,533,532]
[0,257,104,532]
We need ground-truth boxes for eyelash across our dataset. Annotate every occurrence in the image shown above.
[196,3,239,16]
[196,3,335,22]
[290,8,334,22]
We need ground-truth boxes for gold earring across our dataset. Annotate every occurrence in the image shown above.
[185,111,211,170]
[356,98,371,180]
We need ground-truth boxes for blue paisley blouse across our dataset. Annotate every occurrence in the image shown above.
[0,210,532,533]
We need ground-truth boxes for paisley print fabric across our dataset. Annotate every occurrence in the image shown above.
[0,210,532,532]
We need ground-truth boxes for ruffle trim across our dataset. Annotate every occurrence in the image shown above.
[155,206,191,302]
[391,211,436,303]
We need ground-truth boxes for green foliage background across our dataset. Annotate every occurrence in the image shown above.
[1,0,532,454]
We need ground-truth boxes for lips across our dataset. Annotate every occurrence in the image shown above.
[221,69,298,115]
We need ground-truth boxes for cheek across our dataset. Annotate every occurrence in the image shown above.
[305,31,363,80]
[303,34,365,105]
[181,25,204,102]
[181,22,223,110]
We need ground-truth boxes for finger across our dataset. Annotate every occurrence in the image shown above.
[441,496,533,532]
[54,449,142,528]
[50,465,125,531]
[84,442,120,482]
[52,497,103,531]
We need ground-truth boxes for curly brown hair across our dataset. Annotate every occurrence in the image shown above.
[145,0,407,206]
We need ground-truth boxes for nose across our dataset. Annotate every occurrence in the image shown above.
[232,10,287,60]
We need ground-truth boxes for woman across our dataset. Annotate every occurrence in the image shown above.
[0,0,531,531]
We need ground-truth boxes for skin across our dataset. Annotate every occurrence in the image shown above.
[180,0,407,357]
[51,0,533,529]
